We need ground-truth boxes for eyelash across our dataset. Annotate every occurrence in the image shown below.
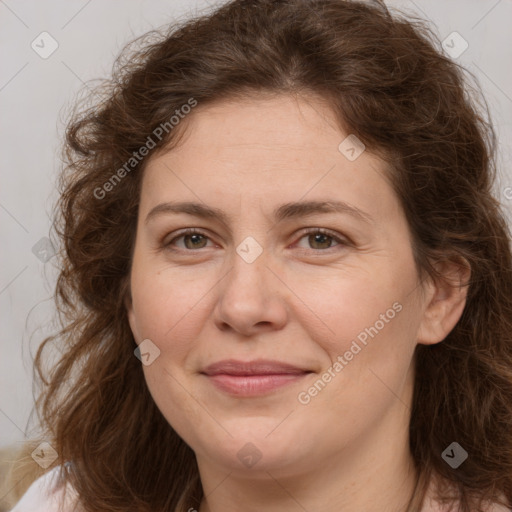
[162,227,349,253]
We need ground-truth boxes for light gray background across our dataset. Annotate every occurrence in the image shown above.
[1,0,511,449]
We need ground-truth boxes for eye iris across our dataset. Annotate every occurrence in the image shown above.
[178,232,336,250]
[184,233,207,249]
[309,233,332,249]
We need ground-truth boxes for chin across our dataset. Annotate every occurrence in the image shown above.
[192,421,317,474]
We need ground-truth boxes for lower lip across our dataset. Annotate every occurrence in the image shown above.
[204,373,309,396]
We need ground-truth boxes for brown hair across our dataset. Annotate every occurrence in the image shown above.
[33,0,512,511]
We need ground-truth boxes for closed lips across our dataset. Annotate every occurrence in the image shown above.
[201,359,313,376]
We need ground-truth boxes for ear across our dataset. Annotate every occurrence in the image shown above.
[416,258,471,346]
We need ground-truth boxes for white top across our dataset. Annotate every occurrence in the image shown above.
[10,466,511,512]
[10,465,79,512]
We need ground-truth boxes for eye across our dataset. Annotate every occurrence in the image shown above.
[294,228,348,251]
[164,229,215,250]
[162,227,349,253]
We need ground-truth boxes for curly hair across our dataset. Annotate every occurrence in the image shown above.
[33,0,512,511]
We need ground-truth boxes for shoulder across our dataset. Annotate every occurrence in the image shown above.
[10,464,80,512]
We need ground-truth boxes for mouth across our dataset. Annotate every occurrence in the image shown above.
[200,359,314,397]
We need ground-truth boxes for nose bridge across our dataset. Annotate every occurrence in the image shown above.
[223,237,270,303]
[213,237,288,334]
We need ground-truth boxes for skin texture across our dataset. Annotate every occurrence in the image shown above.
[126,94,469,512]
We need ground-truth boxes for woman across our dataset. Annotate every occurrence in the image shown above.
[11,0,512,510]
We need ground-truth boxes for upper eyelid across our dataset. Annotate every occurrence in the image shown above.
[292,229,348,248]
[164,227,348,248]
[163,228,217,245]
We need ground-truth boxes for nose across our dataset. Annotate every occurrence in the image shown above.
[212,250,288,337]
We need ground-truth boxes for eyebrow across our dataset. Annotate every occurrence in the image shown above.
[145,200,374,226]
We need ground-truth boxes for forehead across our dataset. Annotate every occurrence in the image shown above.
[167,94,345,159]
[140,94,400,225]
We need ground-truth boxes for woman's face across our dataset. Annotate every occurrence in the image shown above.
[127,94,445,477]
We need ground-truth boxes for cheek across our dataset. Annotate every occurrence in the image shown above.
[129,263,216,360]
[294,291,417,436]
[288,266,410,350]
[287,262,421,409]
[129,266,215,442]
[304,282,419,407]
